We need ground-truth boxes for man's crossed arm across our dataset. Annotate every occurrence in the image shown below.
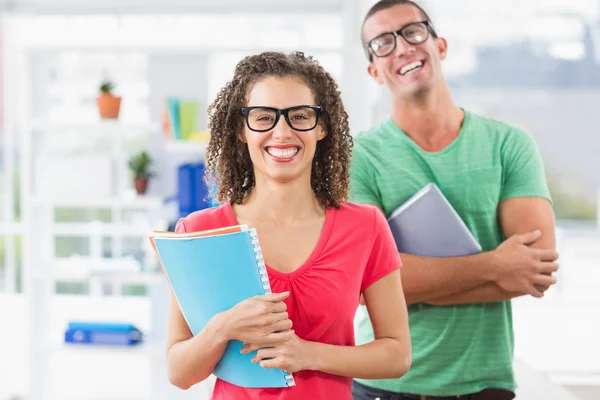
[366,197,559,306]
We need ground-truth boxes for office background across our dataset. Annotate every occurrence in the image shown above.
[0,0,598,399]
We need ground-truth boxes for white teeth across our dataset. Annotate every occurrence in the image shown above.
[400,61,423,75]
[266,147,299,159]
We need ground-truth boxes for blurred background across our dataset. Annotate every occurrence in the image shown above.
[0,0,598,399]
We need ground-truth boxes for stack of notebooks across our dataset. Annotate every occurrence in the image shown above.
[149,225,295,389]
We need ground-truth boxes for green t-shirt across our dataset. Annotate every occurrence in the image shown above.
[350,110,551,396]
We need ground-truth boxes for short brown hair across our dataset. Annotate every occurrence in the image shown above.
[205,51,352,209]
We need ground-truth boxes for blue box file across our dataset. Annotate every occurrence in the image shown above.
[64,322,143,346]
[177,162,211,218]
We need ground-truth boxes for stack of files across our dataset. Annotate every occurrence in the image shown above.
[179,101,199,140]
[163,97,200,140]
[149,225,295,388]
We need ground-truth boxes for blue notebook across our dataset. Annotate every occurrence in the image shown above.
[149,225,295,388]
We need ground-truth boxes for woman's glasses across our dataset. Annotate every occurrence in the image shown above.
[241,105,322,132]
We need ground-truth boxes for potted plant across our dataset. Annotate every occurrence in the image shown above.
[96,79,122,119]
[128,151,154,195]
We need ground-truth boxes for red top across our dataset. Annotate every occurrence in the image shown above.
[176,202,402,400]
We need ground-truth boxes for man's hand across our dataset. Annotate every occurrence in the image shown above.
[241,332,311,373]
[492,230,559,297]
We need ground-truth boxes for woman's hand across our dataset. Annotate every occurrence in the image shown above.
[241,333,312,373]
[222,292,294,347]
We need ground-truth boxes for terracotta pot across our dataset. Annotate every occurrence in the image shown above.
[96,93,122,119]
[134,177,149,195]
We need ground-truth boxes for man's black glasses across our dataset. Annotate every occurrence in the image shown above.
[365,20,437,61]
[241,106,322,132]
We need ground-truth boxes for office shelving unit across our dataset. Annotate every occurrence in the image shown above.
[19,116,212,399]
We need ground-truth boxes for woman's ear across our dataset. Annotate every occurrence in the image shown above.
[238,131,247,143]
[317,126,327,141]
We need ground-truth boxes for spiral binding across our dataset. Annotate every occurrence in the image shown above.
[284,373,295,386]
[249,229,271,294]
[247,228,296,387]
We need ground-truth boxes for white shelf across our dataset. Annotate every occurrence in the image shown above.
[0,223,23,234]
[88,271,164,286]
[34,270,164,287]
[49,222,154,236]
[165,140,208,155]
[58,342,161,358]
[31,195,164,209]
[30,119,161,135]
[34,337,165,360]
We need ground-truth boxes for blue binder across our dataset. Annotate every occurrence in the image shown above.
[64,322,143,346]
[177,163,194,218]
[177,162,210,218]
[150,226,295,388]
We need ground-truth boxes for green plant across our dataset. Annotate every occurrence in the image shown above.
[128,151,154,179]
[99,79,115,95]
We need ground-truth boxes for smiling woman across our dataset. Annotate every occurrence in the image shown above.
[205,51,352,208]
[164,51,411,400]
[238,77,327,188]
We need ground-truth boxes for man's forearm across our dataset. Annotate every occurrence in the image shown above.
[308,338,411,379]
[424,282,524,306]
[401,252,499,304]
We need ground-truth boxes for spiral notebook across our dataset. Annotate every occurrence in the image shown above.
[149,225,295,388]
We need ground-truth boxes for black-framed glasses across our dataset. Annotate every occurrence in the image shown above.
[241,105,322,132]
[365,20,437,61]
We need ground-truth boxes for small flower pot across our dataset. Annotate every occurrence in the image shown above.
[134,177,149,195]
[97,93,122,119]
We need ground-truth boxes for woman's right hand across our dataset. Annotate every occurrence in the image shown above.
[221,292,293,347]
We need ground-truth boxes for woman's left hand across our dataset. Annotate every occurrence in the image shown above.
[240,332,312,373]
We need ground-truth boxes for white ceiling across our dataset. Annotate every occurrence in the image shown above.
[3,0,348,14]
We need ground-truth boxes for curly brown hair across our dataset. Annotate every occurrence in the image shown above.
[205,51,353,209]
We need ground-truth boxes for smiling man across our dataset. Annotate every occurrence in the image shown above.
[350,1,559,399]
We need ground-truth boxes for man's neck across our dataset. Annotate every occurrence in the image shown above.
[390,85,464,152]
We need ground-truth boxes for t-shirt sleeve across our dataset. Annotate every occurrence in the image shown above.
[361,206,403,292]
[500,128,552,203]
[350,142,383,209]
